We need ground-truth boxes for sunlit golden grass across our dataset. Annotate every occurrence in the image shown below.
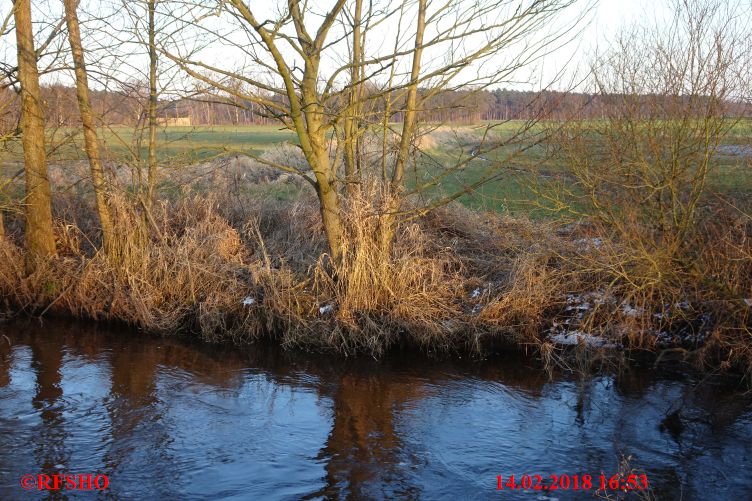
[0,168,749,378]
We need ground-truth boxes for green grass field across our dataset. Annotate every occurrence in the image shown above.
[1,121,749,217]
[94,125,299,162]
[411,119,752,216]
[0,125,298,166]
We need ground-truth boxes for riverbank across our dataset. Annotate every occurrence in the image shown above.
[0,172,750,379]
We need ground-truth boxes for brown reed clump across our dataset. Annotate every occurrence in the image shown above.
[303,186,469,354]
[0,176,750,378]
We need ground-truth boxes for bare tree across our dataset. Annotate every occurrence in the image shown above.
[63,0,115,253]
[561,0,747,236]
[390,0,425,195]
[549,0,750,288]
[13,0,57,268]
[0,12,15,241]
[341,0,364,195]
[161,0,582,262]
[146,0,158,206]
[85,0,195,211]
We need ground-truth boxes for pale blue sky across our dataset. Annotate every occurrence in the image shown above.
[0,0,693,93]
[530,0,678,90]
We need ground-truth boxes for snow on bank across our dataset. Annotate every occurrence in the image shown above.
[548,328,617,349]
[319,304,335,315]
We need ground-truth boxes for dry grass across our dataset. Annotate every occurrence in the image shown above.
[307,187,468,353]
[0,165,750,378]
[479,251,568,341]
[544,205,752,378]
[1,196,259,336]
[0,182,559,356]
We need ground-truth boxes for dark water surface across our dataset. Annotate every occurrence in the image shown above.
[0,320,750,500]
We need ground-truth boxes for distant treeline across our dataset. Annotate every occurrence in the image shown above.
[0,84,748,132]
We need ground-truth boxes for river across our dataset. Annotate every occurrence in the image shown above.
[0,319,750,500]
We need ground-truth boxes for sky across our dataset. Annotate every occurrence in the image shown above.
[527,0,676,91]
[0,0,699,93]
[590,0,657,38]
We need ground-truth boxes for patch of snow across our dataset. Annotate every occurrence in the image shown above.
[653,312,712,347]
[574,237,603,251]
[654,331,672,344]
[592,290,613,305]
[549,330,616,349]
[565,303,590,312]
[241,296,256,306]
[570,290,612,306]
[319,304,334,315]
[621,303,644,318]
[470,288,482,299]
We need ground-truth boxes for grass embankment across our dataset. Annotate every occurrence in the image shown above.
[0,160,750,378]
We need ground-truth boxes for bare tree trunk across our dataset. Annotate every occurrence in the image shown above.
[316,168,344,263]
[14,0,56,269]
[343,0,363,195]
[283,0,347,262]
[304,105,344,262]
[146,0,158,206]
[382,0,427,251]
[63,0,114,254]
[392,0,426,191]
